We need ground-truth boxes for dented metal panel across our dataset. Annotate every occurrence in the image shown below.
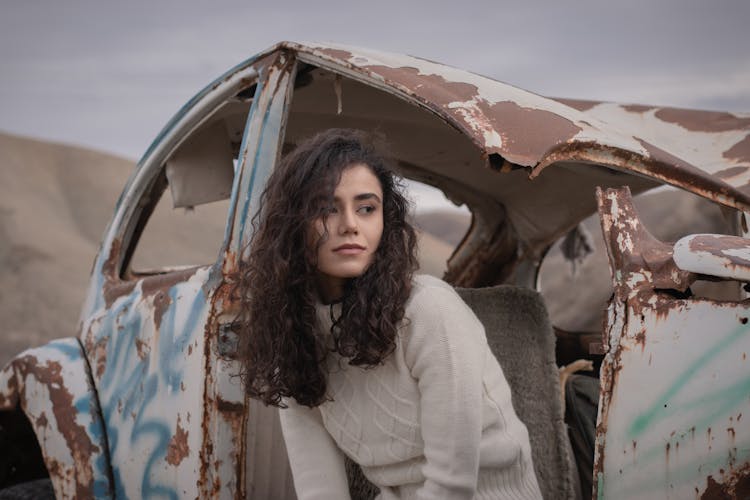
[595,187,750,499]
[0,339,111,498]
[80,267,213,498]
[674,234,750,281]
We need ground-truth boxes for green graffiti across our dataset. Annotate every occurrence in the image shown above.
[628,323,749,439]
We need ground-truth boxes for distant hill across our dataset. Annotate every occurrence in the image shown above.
[0,132,134,366]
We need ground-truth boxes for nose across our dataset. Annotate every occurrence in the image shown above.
[338,207,358,235]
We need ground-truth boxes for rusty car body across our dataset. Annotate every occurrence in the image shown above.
[1,41,749,499]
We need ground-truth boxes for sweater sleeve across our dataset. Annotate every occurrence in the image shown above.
[403,283,486,499]
[279,398,352,500]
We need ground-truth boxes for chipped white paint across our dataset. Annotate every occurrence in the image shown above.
[577,102,750,179]
[674,234,750,281]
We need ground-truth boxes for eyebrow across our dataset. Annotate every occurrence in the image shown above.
[333,193,382,203]
[354,193,382,202]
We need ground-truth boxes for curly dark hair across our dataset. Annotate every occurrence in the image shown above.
[235,129,418,408]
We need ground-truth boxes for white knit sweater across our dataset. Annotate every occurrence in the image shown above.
[280,275,542,500]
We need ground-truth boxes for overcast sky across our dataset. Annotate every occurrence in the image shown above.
[1,0,749,161]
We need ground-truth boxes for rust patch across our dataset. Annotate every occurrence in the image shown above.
[553,98,599,112]
[655,107,750,132]
[313,47,355,62]
[364,65,479,108]
[94,340,107,379]
[0,371,18,409]
[139,267,198,298]
[688,234,750,267]
[166,415,190,466]
[37,411,48,428]
[216,397,244,413]
[151,290,172,332]
[46,458,62,479]
[103,280,136,310]
[715,165,747,180]
[724,134,750,165]
[12,356,99,497]
[701,462,750,499]
[633,330,646,348]
[101,238,122,279]
[475,100,583,165]
[105,266,197,310]
[199,296,219,493]
[102,239,138,308]
[135,338,149,361]
[688,234,750,253]
[655,108,750,132]
[623,104,656,114]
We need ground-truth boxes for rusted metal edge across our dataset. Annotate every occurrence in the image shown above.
[534,141,750,213]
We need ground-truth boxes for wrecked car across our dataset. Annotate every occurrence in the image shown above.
[1,41,749,499]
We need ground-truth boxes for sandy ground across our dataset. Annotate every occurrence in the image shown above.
[0,132,134,366]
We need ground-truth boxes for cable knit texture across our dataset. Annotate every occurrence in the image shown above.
[280,275,542,499]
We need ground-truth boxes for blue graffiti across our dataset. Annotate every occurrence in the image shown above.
[93,278,209,499]
[45,338,82,360]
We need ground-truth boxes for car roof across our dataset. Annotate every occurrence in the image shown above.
[141,41,750,258]
[281,41,749,204]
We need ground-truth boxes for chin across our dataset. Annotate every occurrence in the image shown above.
[323,263,371,280]
[338,267,369,279]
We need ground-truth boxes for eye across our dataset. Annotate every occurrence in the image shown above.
[357,205,376,215]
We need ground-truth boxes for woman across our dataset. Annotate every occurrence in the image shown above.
[236,129,541,499]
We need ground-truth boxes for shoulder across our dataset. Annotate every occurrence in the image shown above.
[407,274,466,311]
[405,274,481,329]
[401,275,488,369]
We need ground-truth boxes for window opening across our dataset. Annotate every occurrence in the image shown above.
[538,187,738,335]
[124,89,254,276]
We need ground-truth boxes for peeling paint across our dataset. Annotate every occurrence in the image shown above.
[595,186,750,499]
[654,108,750,133]
[725,134,750,165]
[166,416,189,466]
[622,104,656,114]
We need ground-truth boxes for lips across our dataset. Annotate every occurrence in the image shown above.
[333,243,365,254]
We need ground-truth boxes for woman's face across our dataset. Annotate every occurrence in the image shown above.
[311,163,384,301]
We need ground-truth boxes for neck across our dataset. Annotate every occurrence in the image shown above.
[315,274,348,304]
